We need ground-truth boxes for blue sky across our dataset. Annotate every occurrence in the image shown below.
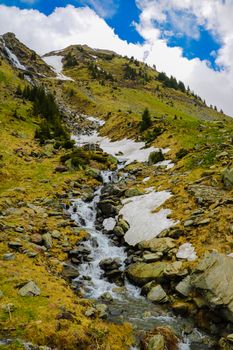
[0,0,221,69]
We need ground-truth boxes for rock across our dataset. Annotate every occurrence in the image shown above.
[183,220,194,227]
[125,188,144,198]
[30,233,43,245]
[175,276,192,297]
[126,261,168,286]
[51,230,61,239]
[96,304,108,318]
[85,307,96,317]
[222,167,233,189]
[143,253,163,263]
[141,326,179,350]
[8,241,22,250]
[191,252,233,322]
[147,285,168,303]
[118,219,130,232]
[85,167,102,181]
[97,200,118,217]
[196,218,211,226]
[62,263,80,279]
[176,243,197,261]
[2,253,15,260]
[18,281,40,296]
[164,261,186,279]
[42,233,53,249]
[171,301,195,316]
[101,292,113,302]
[55,165,68,173]
[113,225,125,237]
[138,238,176,254]
[99,258,121,271]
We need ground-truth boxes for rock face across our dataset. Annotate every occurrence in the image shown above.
[126,261,168,286]
[191,252,233,322]
[18,281,40,296]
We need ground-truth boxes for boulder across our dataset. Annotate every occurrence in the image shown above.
[18,281,40,296]
[8,241,22,250]
[97,200,118,217]
[118,219,130,232]
[138,238,176,254]
[191,252,233,322]
[175,276,192,297]
[113,225,125,237]
[125,188,144,198]
[126,261,168,286]
[62,263,80,279]
[143,253,163,263]
[42,233,53,249]
[30,233,43,245]
[222,167,233,189]
[147,285,168,303]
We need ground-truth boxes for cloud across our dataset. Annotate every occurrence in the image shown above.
[77,0,119,18]
[0,3,232,116]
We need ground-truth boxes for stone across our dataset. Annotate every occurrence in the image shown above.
[101,292,113,302]
[126,261,168,286]
[147,285,168,303]
[18,281,40,296]
[118,219,130,232]
[183,220,194,227]
[164,261,186,278]
[2,253,15,260]
[138,238,176,254]
[175,276,192,297]
[42,233,53,249]
[99,258,121,271]
[191,252,233,322]
[62,263,80,279]
[97,200,118,217]
[96,304,108,318]
[196,218,211,226]
[30,233,43,245]
[222,167,233,189]
[8,241,22,250]
[113,225,125,237]
[85,307,96,317]
[125,188,144,198]
[85,167,102,181]
[51,230,61,239]
[143,253,163,263]
[55,165,68,173]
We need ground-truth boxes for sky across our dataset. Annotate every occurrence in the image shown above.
[0,0,233,116]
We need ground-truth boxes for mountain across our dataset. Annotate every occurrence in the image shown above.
[0,33,233,350]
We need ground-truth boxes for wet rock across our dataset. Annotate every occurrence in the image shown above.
[42,233,53,249]
[69,246,91,258]
[118,219,130,232]
[97,200,118,218]
[191,252,233,322]
[171,301,195,316]
[126,261,168,286]
[30,234,43,245]
[138,238,176,254]
[8,241,22,250]
[222,167,233,189]
[18,281,40,296]
[147,285,168,303]
[125,188,144,198]
[62,263,80,279]
[101,292,113,302]
[99,258,121,271]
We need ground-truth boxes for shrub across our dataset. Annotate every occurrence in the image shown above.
[176,148,189,159]
[148,150,165,165]
[140,108,152,132]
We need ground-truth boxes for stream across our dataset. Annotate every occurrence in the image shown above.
[68,116,214,349]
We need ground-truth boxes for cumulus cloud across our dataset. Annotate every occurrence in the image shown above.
[0,3,232,116]
[77,0,119,18]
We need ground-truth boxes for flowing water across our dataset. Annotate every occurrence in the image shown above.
[68,117,215,349]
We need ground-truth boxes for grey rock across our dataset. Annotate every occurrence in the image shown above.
[8,241,22,250]
[222,167,233,189]
[96,304,108,318]
[2,253,15,260]
[18,281,40,296]
[147,285,168,303]
[143,253,163,263]
[125,188,144,198]
[126,261,168,286]
[184,220,194,227]
[51,230,61,239]
[62,263,80,279]
[175,276,192,297]
[138,237,176,254]
[101,292,113,302]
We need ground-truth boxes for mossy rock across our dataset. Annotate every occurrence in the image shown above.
[126,261,168,286]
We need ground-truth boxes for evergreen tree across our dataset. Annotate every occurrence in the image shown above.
[140,108,152,132]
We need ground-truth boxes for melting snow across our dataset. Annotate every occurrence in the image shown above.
[73,132,168,165]
[176,243,197,261]
[0,36,26,70]
[43,55,73,81]
[103,217,116,231]
[155,159,174,169]
[120,190,177,246]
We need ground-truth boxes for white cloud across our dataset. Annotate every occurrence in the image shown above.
[78,0,119,18]
[0,3,232,116]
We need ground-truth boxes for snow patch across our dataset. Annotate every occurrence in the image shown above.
[43,55,73,81]
[120,190,177,246]
[176,243,197,261]
[155,159,174,169]
[142,177,150,183]
[103,218,116,231]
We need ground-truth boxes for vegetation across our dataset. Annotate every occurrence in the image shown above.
[157,72,186,93]
[140,108,152,132]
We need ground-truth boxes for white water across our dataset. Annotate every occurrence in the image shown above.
[42,55,74,81]
[0,36,26,70]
